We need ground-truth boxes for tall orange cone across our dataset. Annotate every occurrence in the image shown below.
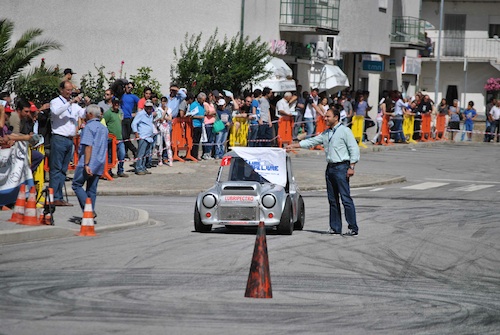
[244,221,272,298]
[8,184,26,223]
[76,198,96,236]
[19,186,42,226]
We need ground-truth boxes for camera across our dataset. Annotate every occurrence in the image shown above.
[306,97,314,105]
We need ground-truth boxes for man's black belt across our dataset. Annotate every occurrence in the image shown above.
[54,134,74,140]
[327,161,349,167]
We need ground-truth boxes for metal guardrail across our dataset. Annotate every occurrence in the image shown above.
[280,0,340,32]
[391,16,426,46]
[428,37,500,59]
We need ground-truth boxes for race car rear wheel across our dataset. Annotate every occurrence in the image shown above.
[294,196,305,230]
[194,205,212,233]
[277,197,293,235]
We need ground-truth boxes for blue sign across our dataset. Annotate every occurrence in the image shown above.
[362,60,384,72]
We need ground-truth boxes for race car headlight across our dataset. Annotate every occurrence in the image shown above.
[202,194,217,208]
[262,194,276,209]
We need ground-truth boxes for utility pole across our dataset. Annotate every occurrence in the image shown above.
[434,0,444,104]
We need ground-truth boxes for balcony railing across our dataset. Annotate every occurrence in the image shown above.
[391,16,426,47]
[427,37,500,59]
[280,0,340,34]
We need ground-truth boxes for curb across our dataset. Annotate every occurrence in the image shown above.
[0,207,150,245]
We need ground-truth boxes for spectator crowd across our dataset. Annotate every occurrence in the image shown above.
[1,67,499,207]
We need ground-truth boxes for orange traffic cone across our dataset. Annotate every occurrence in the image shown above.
[39,188,54,225]
[19,186,42,226]
[244,221,272,299]
[76,198,96,236]
[8,184,26,223]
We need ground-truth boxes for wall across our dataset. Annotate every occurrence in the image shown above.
[2,0,281,95]
[338,0,393,55]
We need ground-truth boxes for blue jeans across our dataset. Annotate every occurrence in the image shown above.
[258,124,273,147]
[49,134,74,201]
[116,141,125,173]
[71,166,100,211]
[304,117,315,137]
[325,163,357,233]
[215,127,228,158]
[136,139,152,172]
[203,126,215,155]
[108,140,126,174]
[248,124,259,147]
[392,117,405,142]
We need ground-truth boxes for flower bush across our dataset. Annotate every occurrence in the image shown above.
[484,77,500,91]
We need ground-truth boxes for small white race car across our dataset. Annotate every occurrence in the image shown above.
[194,147,305,235]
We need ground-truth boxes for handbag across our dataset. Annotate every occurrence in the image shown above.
[212,114,225,134]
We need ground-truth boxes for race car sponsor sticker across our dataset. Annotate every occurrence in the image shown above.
[221,156,231,166]
[223,195,255,202]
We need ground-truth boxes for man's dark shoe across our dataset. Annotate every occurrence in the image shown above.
[53,200,73,207]
[135,171,146,176]
[344,229,358,237]
[117,173,129,178]
[144,170,152,174]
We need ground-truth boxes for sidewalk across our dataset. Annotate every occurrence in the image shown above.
[0,143,418,244]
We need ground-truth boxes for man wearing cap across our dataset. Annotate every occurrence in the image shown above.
[167,84,187,118]
[131,99,155,175]
[71,104,108,215]
[49,80,87,206]
[103,97,128,177]
[62,68,79,92]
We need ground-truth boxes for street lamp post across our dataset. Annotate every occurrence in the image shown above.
[434,0,444,104]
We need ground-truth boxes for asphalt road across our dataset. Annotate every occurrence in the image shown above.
[1,143,499,334]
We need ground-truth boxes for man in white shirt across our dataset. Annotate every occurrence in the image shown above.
[276,92,294,118]
[49,80,86,206]
[303,88,323,137]
[489,99,500,143]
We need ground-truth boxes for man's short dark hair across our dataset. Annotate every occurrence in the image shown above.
[328,108,340,119]
[262,87,272,96]
[0,92,10,100]
[143,86,152,94]
[253,89,262,98]
[16,98,31,111]
[312,88,319,93]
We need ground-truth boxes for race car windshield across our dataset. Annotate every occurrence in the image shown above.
[218,157,269,184]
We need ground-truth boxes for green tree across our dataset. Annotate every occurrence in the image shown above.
[0,18,61,92]
[80,65,112,103]
[129,66,162,98]
[171,30,270,95]
[11,58,61,106]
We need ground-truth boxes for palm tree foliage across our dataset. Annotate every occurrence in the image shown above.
[0,18,61,92]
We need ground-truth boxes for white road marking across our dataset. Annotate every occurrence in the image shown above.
[426,178,500,185]
[451,184,495,192]
[402,182,449,190]
[370,188,385,192]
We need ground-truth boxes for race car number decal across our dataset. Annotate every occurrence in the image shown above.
[224,195,255,202]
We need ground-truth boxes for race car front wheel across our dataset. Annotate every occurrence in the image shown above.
[194,205,212,233]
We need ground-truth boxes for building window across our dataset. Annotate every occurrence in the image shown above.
[379,0,388,13]
[488,24,500,38]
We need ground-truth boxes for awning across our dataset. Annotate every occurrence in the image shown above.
[253,57,297,93]
[309,64,349,93]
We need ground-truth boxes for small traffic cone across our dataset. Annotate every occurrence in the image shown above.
[39,188,54,225]
[19,186,42,226]
[244,221,272,299]
[76,198,96,236]
[8,184,26,223]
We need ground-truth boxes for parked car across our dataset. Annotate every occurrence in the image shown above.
[194,147,305,235]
